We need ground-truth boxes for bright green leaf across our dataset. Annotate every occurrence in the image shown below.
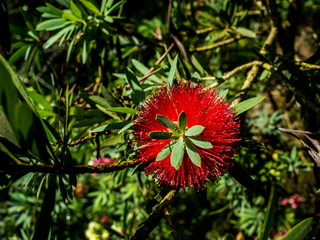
[156,140,177,161]
[219,89,229,99]
[234,96,265,114]
[189,136,213,149]
[171,138,185,170]
[70,0,82,18]
[185,138,201,167]
[149,131,173,140]
[80,0,101,15]
[185,125,205,137]
[178,111,187,132]
[118,122,134,134]
[156,114,179,132]
[167,54,179,86]
[36,19,69,31]
[62,12,80,21]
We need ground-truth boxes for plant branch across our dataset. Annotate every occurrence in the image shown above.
[189,36,240,53]
[231,27,278,106]
[206,61,273,89]
[2,160,139,174]
[131,190,177,240]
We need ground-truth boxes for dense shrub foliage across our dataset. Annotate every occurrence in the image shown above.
[1,0,320,239]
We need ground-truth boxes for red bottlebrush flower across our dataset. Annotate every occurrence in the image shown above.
[133,82,241,190]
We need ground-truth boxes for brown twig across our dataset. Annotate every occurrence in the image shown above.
[231,27,278,106]
[125,43,174,87]
[206,61,273,89]
[164,207,181,240]
[2,160,139,174]
[189,37,240,53]
[131,190,177,240]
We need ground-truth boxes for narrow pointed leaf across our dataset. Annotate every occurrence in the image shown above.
[189,136,213,149]
[167,54,179,86]
[106,107,139,114]
[234,96,265,114]
[80,0,101,15]
[178,111,187,132]
[70,0,82,18]
[156,114,179,132]
[281,218,313,240]
[219,89,229,99]
[258,186,277,240]
[156,140,177,161]
[185,125,205,136]
[186,138,201,167]
[149,131,173,140]
[171,138,185,170]
[125,67,145,104]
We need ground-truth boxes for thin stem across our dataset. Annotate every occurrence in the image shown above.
[2,160,138,174]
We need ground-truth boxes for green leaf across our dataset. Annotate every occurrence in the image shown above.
[156,114,179,132]
[118,122,134,134]
[131,59,161,83]
[106,107,139,114]
[149,131,173,140]
[178,111,187,132]
[167,54,179,86]
[171,138,185,170]
[185,138,201,167]
[185,125,205,136]
[33,174,56,240]
[105,0,126,15]
[89,95,112,108]
[62,12,80,21]
[0,109,20,147]
[234,96,265,114]
[80,0,101,15]
[156,140,177,161]
[44,25,73,49]
[82,39,87,63]
[189,136,213,149]
[44,3,64,16]
[70,0,82,18]
[91,121,131,133]
[36,19,69,31]
[281,218,313,240]
[219,89,229,99]
[125,67,146,104]
[258,186,277,240]
[100,84,119,107]
[235,27,256,38]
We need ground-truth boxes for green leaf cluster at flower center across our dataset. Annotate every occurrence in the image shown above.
[149,111,213,170]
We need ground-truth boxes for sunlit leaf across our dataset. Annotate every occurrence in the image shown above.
[186,138,201,167]
[156,140,177,161]
[189,136,212,149]
[185,125,205,137]
[234,96,265,114]
[167,54,179,86]
[171,137,185,170]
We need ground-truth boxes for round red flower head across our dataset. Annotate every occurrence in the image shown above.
[133,82,241,190]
